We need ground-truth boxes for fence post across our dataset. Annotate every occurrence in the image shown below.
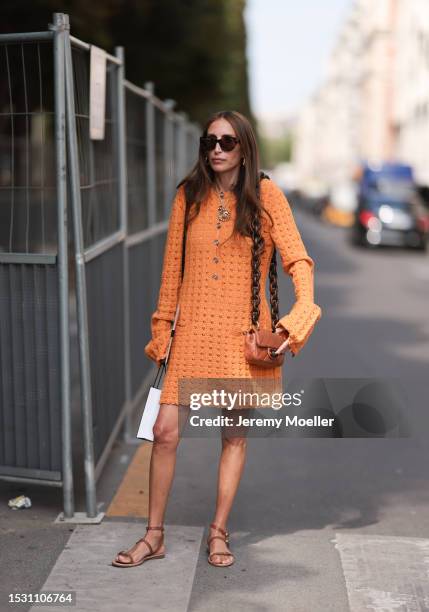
[63,13,102,521]
[145,81,156,226]
[114,46,132,440]
[163,98,176,218]
[190,122,200,169]
[176,111,187,187]
[51,12,74,520]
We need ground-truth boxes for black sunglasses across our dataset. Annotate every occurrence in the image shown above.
[200,134,240,152]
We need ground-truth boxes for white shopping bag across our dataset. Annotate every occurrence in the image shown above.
[136,305,180,442]
[136,385,163,441]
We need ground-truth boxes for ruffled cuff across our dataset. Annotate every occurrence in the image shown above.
[144,319,172,366]
[275,301,322,357]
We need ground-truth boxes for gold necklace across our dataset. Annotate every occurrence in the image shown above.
[215,183,233,222]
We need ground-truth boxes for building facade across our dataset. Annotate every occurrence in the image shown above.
[293,0,429,192]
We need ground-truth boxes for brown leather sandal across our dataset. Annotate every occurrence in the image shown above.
[206,522,235,567]
[112,525,165,568]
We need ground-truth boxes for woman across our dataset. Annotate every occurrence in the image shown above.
[112,110,322,568]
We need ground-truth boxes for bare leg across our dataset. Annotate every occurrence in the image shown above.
[115,403,189,564]
[208,411,249,565]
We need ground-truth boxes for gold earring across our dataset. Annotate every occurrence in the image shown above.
[242,158,245,166]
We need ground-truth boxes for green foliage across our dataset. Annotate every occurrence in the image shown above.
[2,0,254,126]
[259,134,293,169]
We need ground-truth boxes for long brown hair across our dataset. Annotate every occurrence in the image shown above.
[177,110,280,330]
[177,110,274,245]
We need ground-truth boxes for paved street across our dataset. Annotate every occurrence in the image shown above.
[2,207,429,612]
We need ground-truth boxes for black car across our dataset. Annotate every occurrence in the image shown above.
[351,191,429,250]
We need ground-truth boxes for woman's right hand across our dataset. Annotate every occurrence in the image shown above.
[273,326,292,356]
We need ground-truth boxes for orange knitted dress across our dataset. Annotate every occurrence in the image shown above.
[144,178,322,406]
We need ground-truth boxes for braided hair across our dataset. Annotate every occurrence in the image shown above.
[250,172,279,331]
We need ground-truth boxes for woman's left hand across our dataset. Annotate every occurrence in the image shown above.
[273,326,291,355]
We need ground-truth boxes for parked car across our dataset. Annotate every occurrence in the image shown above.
[351,191,429,250]
[351,161,429,249]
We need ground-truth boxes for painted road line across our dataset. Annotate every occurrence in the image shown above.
[29,523,204,612]
[334,533,429,611]
[106,442,152,517]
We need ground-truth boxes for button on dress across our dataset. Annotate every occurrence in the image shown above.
[144,178,322,406]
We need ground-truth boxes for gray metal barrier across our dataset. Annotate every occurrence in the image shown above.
[0,13,201,522]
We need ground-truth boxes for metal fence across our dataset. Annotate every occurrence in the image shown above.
[0,13,200,521]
